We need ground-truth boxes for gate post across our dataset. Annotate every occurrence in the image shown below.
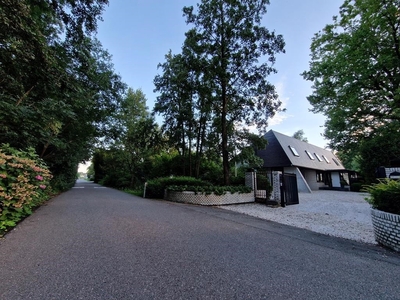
[271,171,281,203]
[245,171,255,191]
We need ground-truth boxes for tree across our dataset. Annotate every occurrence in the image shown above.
[154,50,214,178]
[0,0,127,190]
[118,89,162,187]
[292,130,308,142]
[181,0,285,185]
[302,0,400,170]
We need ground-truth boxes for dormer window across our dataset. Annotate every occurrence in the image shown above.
[332,158,341,166]
[315,153,323,162]
[305,150,315,160]
[288,146,299,157]
[322,155,330,163]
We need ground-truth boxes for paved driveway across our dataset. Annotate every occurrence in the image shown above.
[0,181,399,299]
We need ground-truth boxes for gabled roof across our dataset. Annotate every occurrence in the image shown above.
[257,130,346,171]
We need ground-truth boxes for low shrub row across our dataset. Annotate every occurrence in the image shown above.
[167,185,252,196]
[364,179,400,215]
[0,144,53,234]
[145,176,211,199]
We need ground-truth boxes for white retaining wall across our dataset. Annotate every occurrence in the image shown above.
[164,190,254,206]
[371,208,400,252]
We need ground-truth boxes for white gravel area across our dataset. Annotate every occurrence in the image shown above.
[219,190,377,245]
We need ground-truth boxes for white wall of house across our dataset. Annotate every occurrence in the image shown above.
[284,167,312,193]
[302,169,325,191]
[331,172,341,188]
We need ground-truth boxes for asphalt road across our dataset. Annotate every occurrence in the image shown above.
[0,180,399,300]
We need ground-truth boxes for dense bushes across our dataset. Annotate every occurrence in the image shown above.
[145,177,211,199]
[364,179,400,215]
[0,145,52,234]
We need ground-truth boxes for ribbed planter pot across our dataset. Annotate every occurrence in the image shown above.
[371,208,400,252]
[164,190,254,206]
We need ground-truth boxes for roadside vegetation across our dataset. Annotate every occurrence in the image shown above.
[0,145,53,235]
[364,179,400,215]
[2,0,399,231]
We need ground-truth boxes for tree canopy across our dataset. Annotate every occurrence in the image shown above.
[154,0,285,185]
[0,0,125,190]
[302,0,399,152]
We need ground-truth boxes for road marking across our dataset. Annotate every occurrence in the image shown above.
[94,187,106,189]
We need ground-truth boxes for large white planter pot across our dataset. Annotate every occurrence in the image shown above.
[371,208,400,252]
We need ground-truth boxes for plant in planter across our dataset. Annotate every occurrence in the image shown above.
[364,179,400,252]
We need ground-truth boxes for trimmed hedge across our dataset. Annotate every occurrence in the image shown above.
[364,179,400,215]
[167,185,252,196]
[145,176,211,199]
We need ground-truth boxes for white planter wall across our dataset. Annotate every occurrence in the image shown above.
[164,191,254,206]
[371,208,400,252]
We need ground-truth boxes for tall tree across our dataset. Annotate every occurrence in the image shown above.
[119,89,161,187]
[154,50,213,177]
[182,0,285,185]
[302,0,400,160]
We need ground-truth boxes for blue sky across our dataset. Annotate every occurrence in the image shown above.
[96,0,344,148]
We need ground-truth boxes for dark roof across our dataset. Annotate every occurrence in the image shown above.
[257,130,346,171]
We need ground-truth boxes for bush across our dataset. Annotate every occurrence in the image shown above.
[363,179,400,215]
[167,185,252,196]
[0,144,53,234]
[145,176,211,199]
[350,182,364,192]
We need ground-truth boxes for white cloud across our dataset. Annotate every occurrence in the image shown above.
[269,80,291,126]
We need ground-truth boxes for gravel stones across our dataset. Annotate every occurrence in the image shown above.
[219,190,376,244]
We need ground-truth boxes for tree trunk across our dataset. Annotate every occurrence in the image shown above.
[222,90,230,185]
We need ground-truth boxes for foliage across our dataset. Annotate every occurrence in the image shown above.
[154,51,214,178]
[302,0,400,178]
[232,130,268,169]
[91,148,131,188]
[292,130,308,143]
[166,185,252,196]
[0,0,125,191]
[145,176,211,199]
[350,182,364,192]
[155,0,285,185]
[0,144,52,234]
[364,179,400,215]
[357,133,400,183]
[117,89,162,187]
[256,173,273,200]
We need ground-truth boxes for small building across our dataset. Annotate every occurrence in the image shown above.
[257,130,352,193]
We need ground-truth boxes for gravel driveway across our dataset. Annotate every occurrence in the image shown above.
[219,190,376,245]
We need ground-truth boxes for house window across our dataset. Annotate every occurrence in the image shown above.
[332,158,341,166]
[305,150,315,160]
[322,155,330,163]
[315,153,323,162]
[316,171,324,182]
[288,146,299,157]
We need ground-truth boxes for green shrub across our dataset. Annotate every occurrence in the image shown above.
[350,182,364,192]
[145,176,211,199]
[167,185,252,196]
[363,179,400,215]
[0,144,53,234]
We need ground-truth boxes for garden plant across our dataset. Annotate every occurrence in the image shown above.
[0,144,53,235]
